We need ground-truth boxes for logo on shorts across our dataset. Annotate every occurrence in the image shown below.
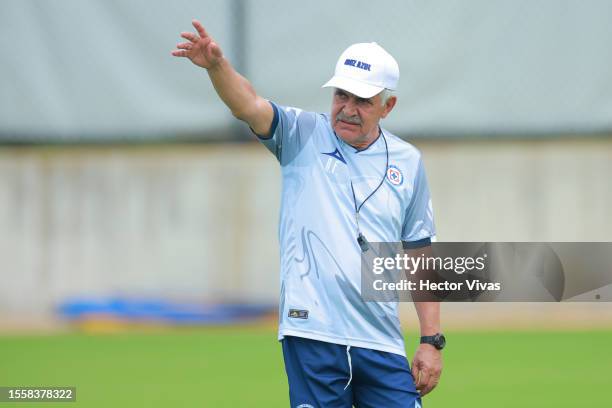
[387,165,403,186]
[288,309,309,319]
[296,404,314,408]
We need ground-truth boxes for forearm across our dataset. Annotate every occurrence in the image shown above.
[207,58,260,120]
[406,245,441,335]
[414,302,440,336]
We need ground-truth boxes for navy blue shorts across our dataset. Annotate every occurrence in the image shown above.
[282,336,422,408]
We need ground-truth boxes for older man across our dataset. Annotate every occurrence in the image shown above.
[173,19,443,408]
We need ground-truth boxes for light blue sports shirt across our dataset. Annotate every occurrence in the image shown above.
[258,102,436,356]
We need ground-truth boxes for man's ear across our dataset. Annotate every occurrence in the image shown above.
[380,96,397,119]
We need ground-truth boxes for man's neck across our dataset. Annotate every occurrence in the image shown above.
[347,127,381,151]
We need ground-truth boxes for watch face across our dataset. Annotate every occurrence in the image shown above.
[436,334,446,349]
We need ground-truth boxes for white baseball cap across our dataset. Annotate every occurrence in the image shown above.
[322,42,399,99]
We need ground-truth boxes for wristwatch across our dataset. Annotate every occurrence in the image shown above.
[420,333,446,350]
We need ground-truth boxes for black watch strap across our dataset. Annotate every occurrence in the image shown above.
[420,333,446,350]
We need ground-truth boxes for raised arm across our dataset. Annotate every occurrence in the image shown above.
[171,19,274,136]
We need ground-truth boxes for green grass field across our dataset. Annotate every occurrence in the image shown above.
[1,328,611,407]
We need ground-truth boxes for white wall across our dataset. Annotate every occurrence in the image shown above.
[1,139,611,315]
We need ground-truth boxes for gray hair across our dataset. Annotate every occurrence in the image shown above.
[379,89,394,106]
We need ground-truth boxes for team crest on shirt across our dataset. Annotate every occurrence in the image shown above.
[386,165,403,186]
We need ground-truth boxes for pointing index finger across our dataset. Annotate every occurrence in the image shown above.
[192,19,208,39]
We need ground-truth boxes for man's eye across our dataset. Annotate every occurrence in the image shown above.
[358,99,372,105]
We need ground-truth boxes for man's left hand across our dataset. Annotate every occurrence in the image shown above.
[411,343,443,397]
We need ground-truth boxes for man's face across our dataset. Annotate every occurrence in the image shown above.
[331,88,396,148]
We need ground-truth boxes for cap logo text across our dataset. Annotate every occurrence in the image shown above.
[344,59,371,71]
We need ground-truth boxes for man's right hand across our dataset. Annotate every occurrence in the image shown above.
[171,19,274,136]
[172,19,223,70]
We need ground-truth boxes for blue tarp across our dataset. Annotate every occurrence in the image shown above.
[58,298,275,325]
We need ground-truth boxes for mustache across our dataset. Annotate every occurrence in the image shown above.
[335,111,361,125]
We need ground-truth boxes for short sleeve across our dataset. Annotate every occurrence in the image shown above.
[254,101,316,165]
[401,158,436,244]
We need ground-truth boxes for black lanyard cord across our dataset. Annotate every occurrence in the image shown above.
[350,132,389,253]
[350,132,389,216]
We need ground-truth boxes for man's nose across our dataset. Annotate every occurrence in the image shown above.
[343,99,358,116]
